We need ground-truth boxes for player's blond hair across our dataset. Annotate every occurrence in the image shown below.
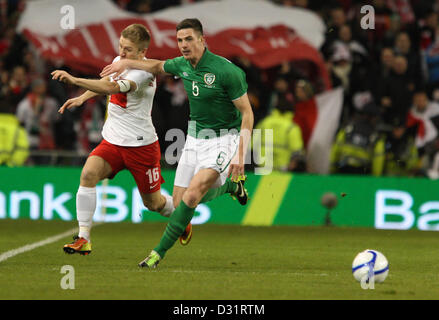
[121,24,151,50]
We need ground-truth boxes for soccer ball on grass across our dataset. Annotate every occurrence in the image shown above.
[352,249,389,283]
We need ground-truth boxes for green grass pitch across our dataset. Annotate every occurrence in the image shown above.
[0,219,438,300]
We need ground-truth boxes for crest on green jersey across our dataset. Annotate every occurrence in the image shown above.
[204,73,216,85]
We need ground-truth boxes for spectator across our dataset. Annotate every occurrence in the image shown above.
[294,79,314,103]
[393,31,424,84]
[330,102,385,176]
[0,27,15,56]
[383,118,420,176]
[366,47,395,110]
[422,15,439,96]
[253,95,305,173]
[379,55,416,126]
[153,76,190,155]
[0,67,10,112]
[328,41,365,124]
[77,96,105,153]
[233,56,267,124]
[0,113,29,166]
[333,23,375,122]
[336,24,368,63]
[329,6,348,34]
[379,47,396,78]
[329,42,352,92]
[321,6,349,59]
[407,90,439,153]
[417,11,438,51]
[16,78,59,161]
[290,79,316,148]
[387,0,415,25]
[383,13,403,46]
[267,75,291,114]
[7,65,29,111]
[22,47,47,80]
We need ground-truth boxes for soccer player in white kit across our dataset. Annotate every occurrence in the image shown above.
[51,24,191,255]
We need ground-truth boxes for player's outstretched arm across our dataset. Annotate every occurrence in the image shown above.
[56,76,111,114]
[229,93,254,181]
[58,96,85,114]
[100,58,168,78]
[52,70,123,95]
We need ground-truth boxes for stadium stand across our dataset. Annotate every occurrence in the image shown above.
[1,0,439,177]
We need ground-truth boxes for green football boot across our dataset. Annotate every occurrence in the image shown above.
[231,175,249,206]
[138,250,161,269]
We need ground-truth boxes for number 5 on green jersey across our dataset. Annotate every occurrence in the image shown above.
[192,81,199,96]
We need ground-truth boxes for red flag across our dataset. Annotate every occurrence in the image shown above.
[294,88,344,174]
[17,0,330,88]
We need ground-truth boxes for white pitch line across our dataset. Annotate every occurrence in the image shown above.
[0,183,111,263]
[0,221,107,263]
[0,227,78,263]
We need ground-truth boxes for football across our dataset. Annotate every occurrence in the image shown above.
[352,249,389,283]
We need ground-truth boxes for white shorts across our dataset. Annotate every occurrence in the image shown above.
[174,133,240,188]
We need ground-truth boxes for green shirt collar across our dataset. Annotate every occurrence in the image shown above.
[189,47,210,70]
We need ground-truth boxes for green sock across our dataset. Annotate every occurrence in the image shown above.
[200,179,236,203]
[154,200,195,259]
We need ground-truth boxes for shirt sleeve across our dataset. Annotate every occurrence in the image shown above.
[223,65,248,101]
[122,69,154,93]
[163,57,183,76]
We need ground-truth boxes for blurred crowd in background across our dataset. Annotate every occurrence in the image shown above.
[2,0,439,178]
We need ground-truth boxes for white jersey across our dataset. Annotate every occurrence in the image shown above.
[102,56,157,146]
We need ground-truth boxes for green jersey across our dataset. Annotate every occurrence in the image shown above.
[163,48,248,138]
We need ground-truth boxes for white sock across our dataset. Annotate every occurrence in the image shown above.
[159,194,175,218]
[76,186,96,241]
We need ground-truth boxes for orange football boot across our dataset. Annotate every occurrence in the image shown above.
[63,236,92,255]
[179,223,193,246]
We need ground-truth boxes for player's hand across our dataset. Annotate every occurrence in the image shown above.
[100,59,130,78]
[228,155,245,182]
[51,70,76,85]
[58,97,84,114]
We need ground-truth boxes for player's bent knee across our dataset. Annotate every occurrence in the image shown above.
[182,189,201,208]
[80,169,101,187]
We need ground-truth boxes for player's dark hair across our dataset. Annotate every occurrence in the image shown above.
[176,18,204,35]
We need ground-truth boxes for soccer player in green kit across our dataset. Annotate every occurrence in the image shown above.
[101,18,254,268]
